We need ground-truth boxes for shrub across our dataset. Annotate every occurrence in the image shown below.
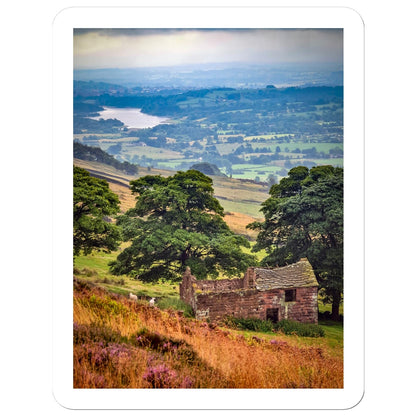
[73,322,128,345]
[222,316,325,337]
[142,364,194,388]
[221,316,275,333]
[142,364,178,388]
[275,320,325,338]
[135,328,185,351]
[318,311,344,323]
[81,267,98,277]
[156,297,194,318]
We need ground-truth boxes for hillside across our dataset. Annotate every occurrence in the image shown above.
[74,141,138,175]
[73,279,343,388]
[73,159,266,239]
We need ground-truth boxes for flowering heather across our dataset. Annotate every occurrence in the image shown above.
[142,364,178,388]
[180,376,194,389]
[270,339,289,348]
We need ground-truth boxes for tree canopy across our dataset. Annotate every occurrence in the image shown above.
[73,166,121,256]
[248,165,343,319]
[110,169,257,282]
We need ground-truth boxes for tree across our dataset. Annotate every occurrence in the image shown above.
[73,166,121,256]
[248,165,343,320]
[266,174,277,189]
[110,170,257,282]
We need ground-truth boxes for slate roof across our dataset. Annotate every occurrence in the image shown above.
[254,258,318,291]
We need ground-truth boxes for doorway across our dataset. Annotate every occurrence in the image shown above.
[266,308,279,323]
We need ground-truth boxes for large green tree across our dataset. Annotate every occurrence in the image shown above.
[110,169,257,282]
[249,165,343,320]
[73,166,121,256]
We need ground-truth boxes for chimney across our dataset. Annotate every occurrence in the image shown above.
[243,267,256,288]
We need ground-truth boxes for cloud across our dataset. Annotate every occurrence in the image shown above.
[74,28,343,69]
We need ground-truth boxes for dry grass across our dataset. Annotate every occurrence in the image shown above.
[223,211,259,240]
[73,280,343,389]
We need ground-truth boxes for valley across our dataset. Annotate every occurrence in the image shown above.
[74,83,343,183]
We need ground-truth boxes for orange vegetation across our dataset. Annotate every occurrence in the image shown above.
[73,280,343,389]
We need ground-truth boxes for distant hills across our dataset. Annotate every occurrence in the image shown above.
[74,63,343,89]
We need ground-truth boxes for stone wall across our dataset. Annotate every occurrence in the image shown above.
[259,286,318,323]
[194,289,261,320]
[194,286,318,323]
[195,277,244,292]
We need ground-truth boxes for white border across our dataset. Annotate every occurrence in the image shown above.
[53,6,364,410]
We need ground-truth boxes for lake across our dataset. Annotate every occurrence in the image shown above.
[88,107,169,129]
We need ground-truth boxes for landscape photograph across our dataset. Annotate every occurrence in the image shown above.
[73,28,344,389]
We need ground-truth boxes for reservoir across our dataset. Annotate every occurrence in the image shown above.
[88,107,169,129]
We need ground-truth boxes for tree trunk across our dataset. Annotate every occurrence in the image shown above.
[180,245,191,266]
[331,292,341,321]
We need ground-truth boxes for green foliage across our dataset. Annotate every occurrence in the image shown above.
[73,166,122,256]
[249,165,343,319]
[86,294,130,316]
[274,320,325,337]
[110,169,257,281]
[77,267,98,277]
[222,316,275,333]
[222,316,325,337]
[73,115,124,134]
[156,297,194,318]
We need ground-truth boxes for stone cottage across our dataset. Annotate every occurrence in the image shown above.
[179,258,319,324]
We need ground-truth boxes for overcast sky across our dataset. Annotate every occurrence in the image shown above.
[74,29,343,70]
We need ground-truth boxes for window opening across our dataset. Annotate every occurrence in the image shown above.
[285,289,296,302]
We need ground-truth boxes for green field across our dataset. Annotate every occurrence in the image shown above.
[74,249,180,300]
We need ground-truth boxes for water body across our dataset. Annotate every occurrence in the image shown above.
[89,107,169,129]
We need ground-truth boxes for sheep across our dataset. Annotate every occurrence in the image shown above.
[149,297,156,307]
[129,292,138,301]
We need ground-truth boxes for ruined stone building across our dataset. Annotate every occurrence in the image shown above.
[179,258,319,324]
